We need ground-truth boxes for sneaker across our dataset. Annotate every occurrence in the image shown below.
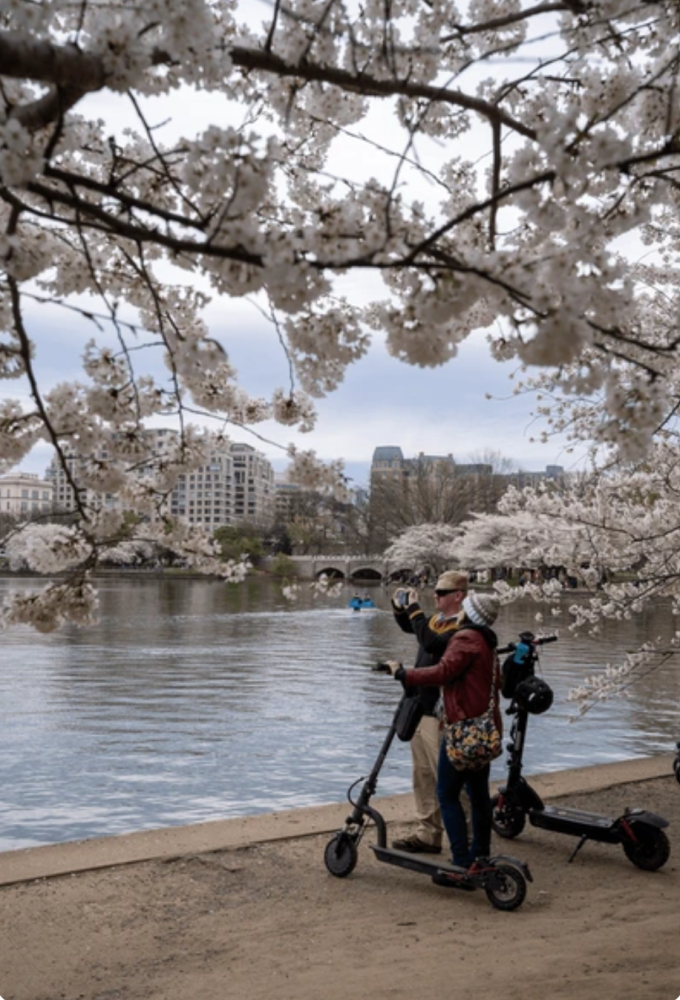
[391,835,442,854]
[467,857,491,874]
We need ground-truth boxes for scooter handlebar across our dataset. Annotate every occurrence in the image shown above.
[373,661,393,673]
[497,634,558,655]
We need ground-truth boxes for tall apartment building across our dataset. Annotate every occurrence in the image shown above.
[45,427,179,515]
[169,446,233,528]
[45,431,275,530]
[0,472,53,517]
[231,442,275,522]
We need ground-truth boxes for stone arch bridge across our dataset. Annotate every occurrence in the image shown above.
[282,555,416,582]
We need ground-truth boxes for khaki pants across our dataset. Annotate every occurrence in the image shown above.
[411,714,443,847]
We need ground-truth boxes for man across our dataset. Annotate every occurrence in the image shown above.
[389,570,469,854]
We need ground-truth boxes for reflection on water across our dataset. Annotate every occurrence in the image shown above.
[1,575,679,850]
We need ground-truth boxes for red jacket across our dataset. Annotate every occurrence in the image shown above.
[403,626,501,730]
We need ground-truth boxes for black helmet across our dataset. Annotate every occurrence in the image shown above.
[514,676,553,715]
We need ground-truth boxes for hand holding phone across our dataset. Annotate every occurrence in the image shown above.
[394,588,416,608]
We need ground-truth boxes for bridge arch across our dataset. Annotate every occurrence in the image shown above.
[315,565,345,580]
[349,566,382,581]
[385,566,416,584]
[283,555,394,581]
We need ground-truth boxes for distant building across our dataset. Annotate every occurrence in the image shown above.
[368,446,568,548]
[370,446,563,487]
[0,472,54,517]
[371,446,408,482]
[513,465,565,488]
[274,480,307,522]
[45,431,275,530]
[272,472,363,555]
[169,443,235,529]
[370,447,492,486]
[45,427,179,517]
[231,442,275,522]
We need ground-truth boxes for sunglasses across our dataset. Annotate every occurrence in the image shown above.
[434,588,464,597]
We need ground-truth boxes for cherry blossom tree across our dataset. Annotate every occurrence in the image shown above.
[440,433,680,711]
[383,521,461,576]
[2,0,680,628]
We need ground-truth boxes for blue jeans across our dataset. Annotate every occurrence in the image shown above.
[437,738,492,867]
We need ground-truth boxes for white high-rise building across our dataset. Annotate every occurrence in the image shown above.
[231,442,275,522]
[45,431,275,530]
[170,446,235,529]
[45,427,179,516]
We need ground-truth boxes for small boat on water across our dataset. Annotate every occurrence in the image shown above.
[348,595,376,611]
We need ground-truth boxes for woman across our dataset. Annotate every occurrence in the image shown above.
[391,591,502,869]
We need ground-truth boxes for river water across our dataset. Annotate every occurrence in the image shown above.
[1,575,679,851]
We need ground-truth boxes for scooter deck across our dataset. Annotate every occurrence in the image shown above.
[370,844,466,879]
[530,805,618,839]
[370,845,483,891]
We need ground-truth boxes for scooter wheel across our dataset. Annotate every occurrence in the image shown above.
[484,863,527,911]
[491,793,526,839]
[622,826,670,872]
[324,833,358,878]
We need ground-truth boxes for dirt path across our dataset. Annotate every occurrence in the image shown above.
[0,776,678,1000]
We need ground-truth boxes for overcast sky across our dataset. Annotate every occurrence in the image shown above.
[18,282,574,489]
[211,290,575,488]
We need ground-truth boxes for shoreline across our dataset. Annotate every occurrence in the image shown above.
[0,753,672,888]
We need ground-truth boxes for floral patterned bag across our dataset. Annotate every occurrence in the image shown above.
[444,688,502,771]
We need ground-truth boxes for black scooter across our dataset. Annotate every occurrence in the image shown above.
[492,632,671,870]
[323,670,532,911]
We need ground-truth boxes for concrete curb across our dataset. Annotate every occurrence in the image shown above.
[0,754,673,888]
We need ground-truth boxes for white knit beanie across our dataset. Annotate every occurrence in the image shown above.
[462,591,500,627]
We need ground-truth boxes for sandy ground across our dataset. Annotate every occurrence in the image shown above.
[0,774,679,1000]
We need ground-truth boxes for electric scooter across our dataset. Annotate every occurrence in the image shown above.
[491,632,671,870]
[323,670,532,911]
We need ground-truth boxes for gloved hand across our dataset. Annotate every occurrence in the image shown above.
[383,660,407,682]
[382,659,402,675]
